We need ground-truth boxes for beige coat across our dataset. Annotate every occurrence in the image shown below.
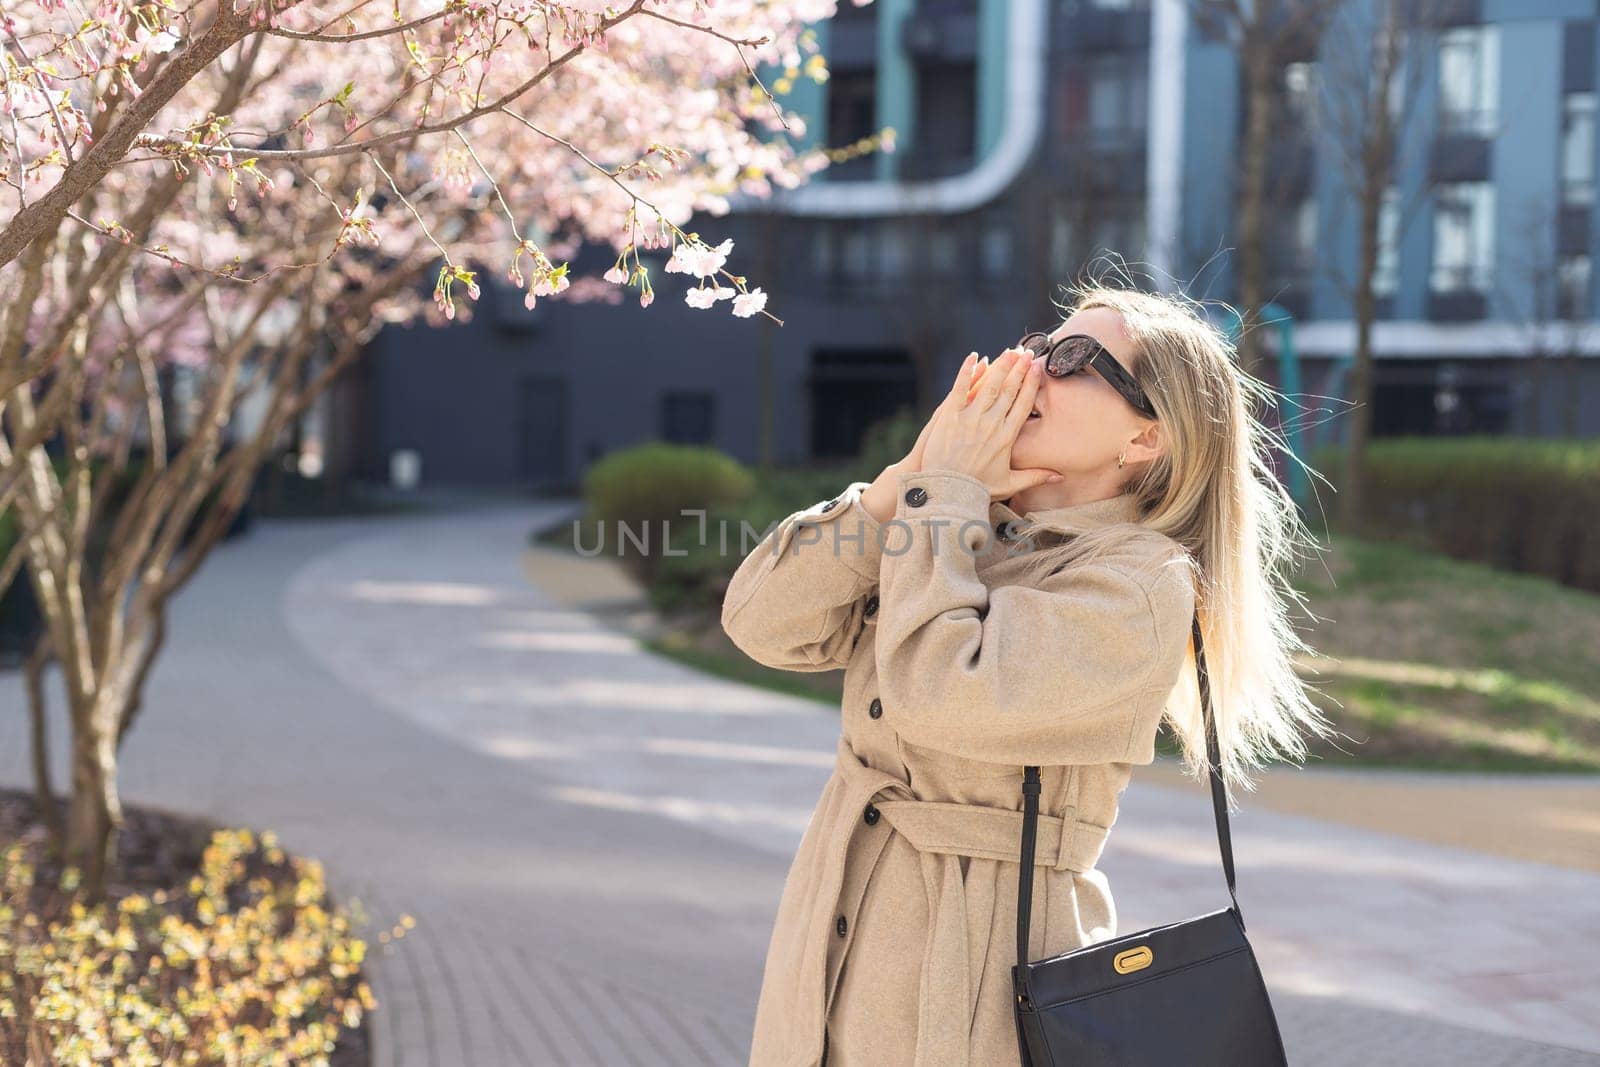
[721,468,1199,1067]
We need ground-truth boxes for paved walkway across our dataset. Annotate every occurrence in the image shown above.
[1136,758,1600,874]
[1,501,1596,1065]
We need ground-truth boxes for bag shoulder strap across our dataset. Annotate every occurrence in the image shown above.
[1018,611,1241,980]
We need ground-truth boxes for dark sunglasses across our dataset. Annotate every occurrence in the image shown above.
[1016,332,1158,420]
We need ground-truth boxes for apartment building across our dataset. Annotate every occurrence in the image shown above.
[353,0,1599,491]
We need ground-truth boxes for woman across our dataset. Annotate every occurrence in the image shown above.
[721,283,1336,1067]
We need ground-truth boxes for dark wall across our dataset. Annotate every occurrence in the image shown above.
[363,213,1032,489]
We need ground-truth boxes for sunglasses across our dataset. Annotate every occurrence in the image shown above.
[1016,332,1158,420]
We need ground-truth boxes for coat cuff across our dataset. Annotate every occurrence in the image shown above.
[782,479,884,582]
[891,468,994,556]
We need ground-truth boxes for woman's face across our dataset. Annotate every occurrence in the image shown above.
[1009,306,1161,483]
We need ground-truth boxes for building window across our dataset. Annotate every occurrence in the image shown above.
[818,220,910,293]
[661,391,716,445]
[913,61,977,173]
[980,218,1013,279]
[1050,212,1076,279]
[841,225,874,283]
[1561,91,1596,206]
[1049,202,1144,275]
[1437,25,1499,137]
[1102,213,1146,264]
[1557,253,1591,319]
[1087,56,1148,144]
[1430,182,1494,293]
[827,68,879,149]
[812,224,835,279]
[928,229,961,275]
[879,222,910,281]
[1374,186,1401,297]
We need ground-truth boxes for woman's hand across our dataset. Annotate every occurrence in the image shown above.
[922,347,1061,500]
[859,399,942,523]
[859,354,991,522]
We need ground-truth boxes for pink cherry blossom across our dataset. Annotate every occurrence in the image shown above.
[732,287,768,318]
[0,0,866,333]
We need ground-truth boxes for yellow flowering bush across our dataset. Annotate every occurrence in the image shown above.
[0,827,401,1066]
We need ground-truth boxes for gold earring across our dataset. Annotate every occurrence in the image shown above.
[1118,449,1127,469]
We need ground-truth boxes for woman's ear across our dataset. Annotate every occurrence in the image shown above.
[1126,419,1165,465]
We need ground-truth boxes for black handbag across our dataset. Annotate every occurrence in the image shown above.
[1011,612,1289,1066]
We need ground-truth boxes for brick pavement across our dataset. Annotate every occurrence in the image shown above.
[1,499,1594,1065]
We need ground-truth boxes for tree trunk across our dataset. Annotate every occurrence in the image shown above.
[1524,344,1547,434]
[1560,340,1581,437]
[23,633,63,848]
[1342,289,1375,530]
[1339,0,1402,532]
[65,708,122,900]
[1341,146,1385,529]
[1235,39,1275,382]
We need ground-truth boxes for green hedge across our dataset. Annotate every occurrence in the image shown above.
[1315,436,1600,593]
[649,467,856,615]
[583,443,757,583]
[647,410,924,615]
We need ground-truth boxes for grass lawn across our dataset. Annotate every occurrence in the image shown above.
[644,533,1600,774]
[1280,535,1600,773]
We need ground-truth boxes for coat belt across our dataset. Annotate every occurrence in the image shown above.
[827,739,1113,1067]
[871,799,1110,873]
[831,736,1113,873]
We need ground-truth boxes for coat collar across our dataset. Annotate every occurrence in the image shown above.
[993,491,1143,541]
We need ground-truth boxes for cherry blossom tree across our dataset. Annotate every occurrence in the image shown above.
[0,0,888,898]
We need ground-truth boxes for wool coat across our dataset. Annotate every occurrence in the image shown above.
[721,468,1199,1067]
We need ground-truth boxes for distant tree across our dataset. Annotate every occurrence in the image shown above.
[1190,0,1342,379]
[1314,0,1440,526]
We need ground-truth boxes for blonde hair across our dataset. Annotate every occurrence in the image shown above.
[1013,277,1340,803]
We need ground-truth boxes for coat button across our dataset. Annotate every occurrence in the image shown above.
[904,486,928,508]
[821,497,839,513]
[837,915,848,938]
[863,595,879,618]
[864,803,880,825]
[869,698,883,719]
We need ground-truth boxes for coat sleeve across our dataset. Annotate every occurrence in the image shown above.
[873,469,1196,766]
[720,479,886,672]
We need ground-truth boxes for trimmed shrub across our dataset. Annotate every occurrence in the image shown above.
[852,406,921,483]
[1315,436,1600,593]
[583,443,756,582]
[649,467,856,615]
[641,408,927,614]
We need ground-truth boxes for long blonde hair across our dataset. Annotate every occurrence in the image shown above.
[1014,279,1340,802]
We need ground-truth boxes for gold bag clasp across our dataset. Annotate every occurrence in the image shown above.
[1113,945,1153,974]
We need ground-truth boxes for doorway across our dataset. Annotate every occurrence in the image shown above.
[808,347,918,459]
[518,377,569,490]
